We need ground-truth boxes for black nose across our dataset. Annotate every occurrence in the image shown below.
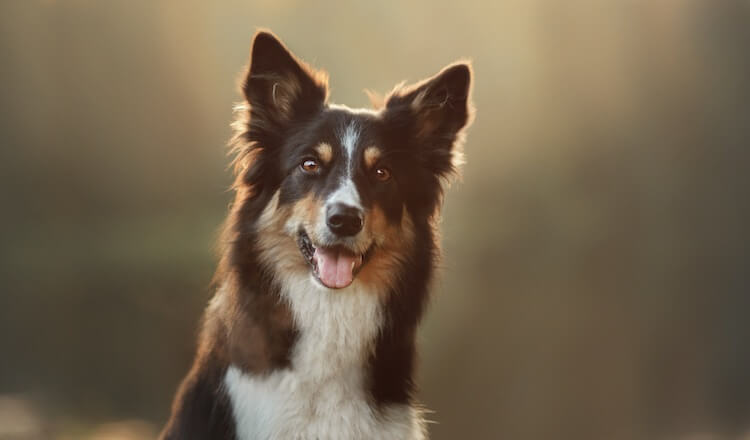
[326,203,364,237]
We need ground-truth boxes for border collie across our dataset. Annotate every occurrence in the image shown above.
[161,30,473,440]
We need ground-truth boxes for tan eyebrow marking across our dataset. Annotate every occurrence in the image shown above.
[363,146,382,169]
[314,142,333,164]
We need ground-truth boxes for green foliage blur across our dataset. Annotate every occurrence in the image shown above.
[1,1,749,439]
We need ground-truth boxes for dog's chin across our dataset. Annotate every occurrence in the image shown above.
[296,229,373,290]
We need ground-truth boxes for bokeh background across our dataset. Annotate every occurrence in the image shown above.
[2,1,750,439]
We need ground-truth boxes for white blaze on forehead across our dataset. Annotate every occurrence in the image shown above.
[340,122,360,167]
[325,122,362,210]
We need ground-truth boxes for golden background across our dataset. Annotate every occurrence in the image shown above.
[1,1,749,439]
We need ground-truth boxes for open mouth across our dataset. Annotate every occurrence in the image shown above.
[297,229,372,289]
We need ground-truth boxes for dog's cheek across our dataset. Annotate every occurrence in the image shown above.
[286,194,324,238]
[255,191,302,270]
[372,181,407,226]
[358,206,415,294]
[365,204,390,246]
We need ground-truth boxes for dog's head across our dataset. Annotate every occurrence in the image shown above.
[230,31,473,291]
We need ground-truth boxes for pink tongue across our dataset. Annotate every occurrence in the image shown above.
[314,247,357,289]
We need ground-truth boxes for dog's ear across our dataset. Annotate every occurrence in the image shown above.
[383,63,473,177]
[242,31,328,128]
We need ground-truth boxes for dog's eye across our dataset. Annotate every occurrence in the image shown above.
[374,167,391,181]
[300,159,320,173]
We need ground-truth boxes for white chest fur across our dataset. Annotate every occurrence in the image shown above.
[223,274,425,440]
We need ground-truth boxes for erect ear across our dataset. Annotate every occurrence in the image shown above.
[383,62,473,176]
[242,31,328,128]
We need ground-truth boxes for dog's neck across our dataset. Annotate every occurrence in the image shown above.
[277,272,384,377]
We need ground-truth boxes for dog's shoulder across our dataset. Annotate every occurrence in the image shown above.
[160,354,236,440]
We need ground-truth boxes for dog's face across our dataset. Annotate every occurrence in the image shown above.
[234,32,472,291]
[270,109,413,290]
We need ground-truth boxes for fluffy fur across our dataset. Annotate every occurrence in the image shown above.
[161,30,473,440]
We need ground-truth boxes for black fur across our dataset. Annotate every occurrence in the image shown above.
[161,352,236,439]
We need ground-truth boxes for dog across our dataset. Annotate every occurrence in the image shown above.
[160,30,473,440]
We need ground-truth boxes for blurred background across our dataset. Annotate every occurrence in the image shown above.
[1,1,749,439]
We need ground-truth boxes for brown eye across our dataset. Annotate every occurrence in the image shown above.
[374,167,391,181]
[301,159,319,173]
